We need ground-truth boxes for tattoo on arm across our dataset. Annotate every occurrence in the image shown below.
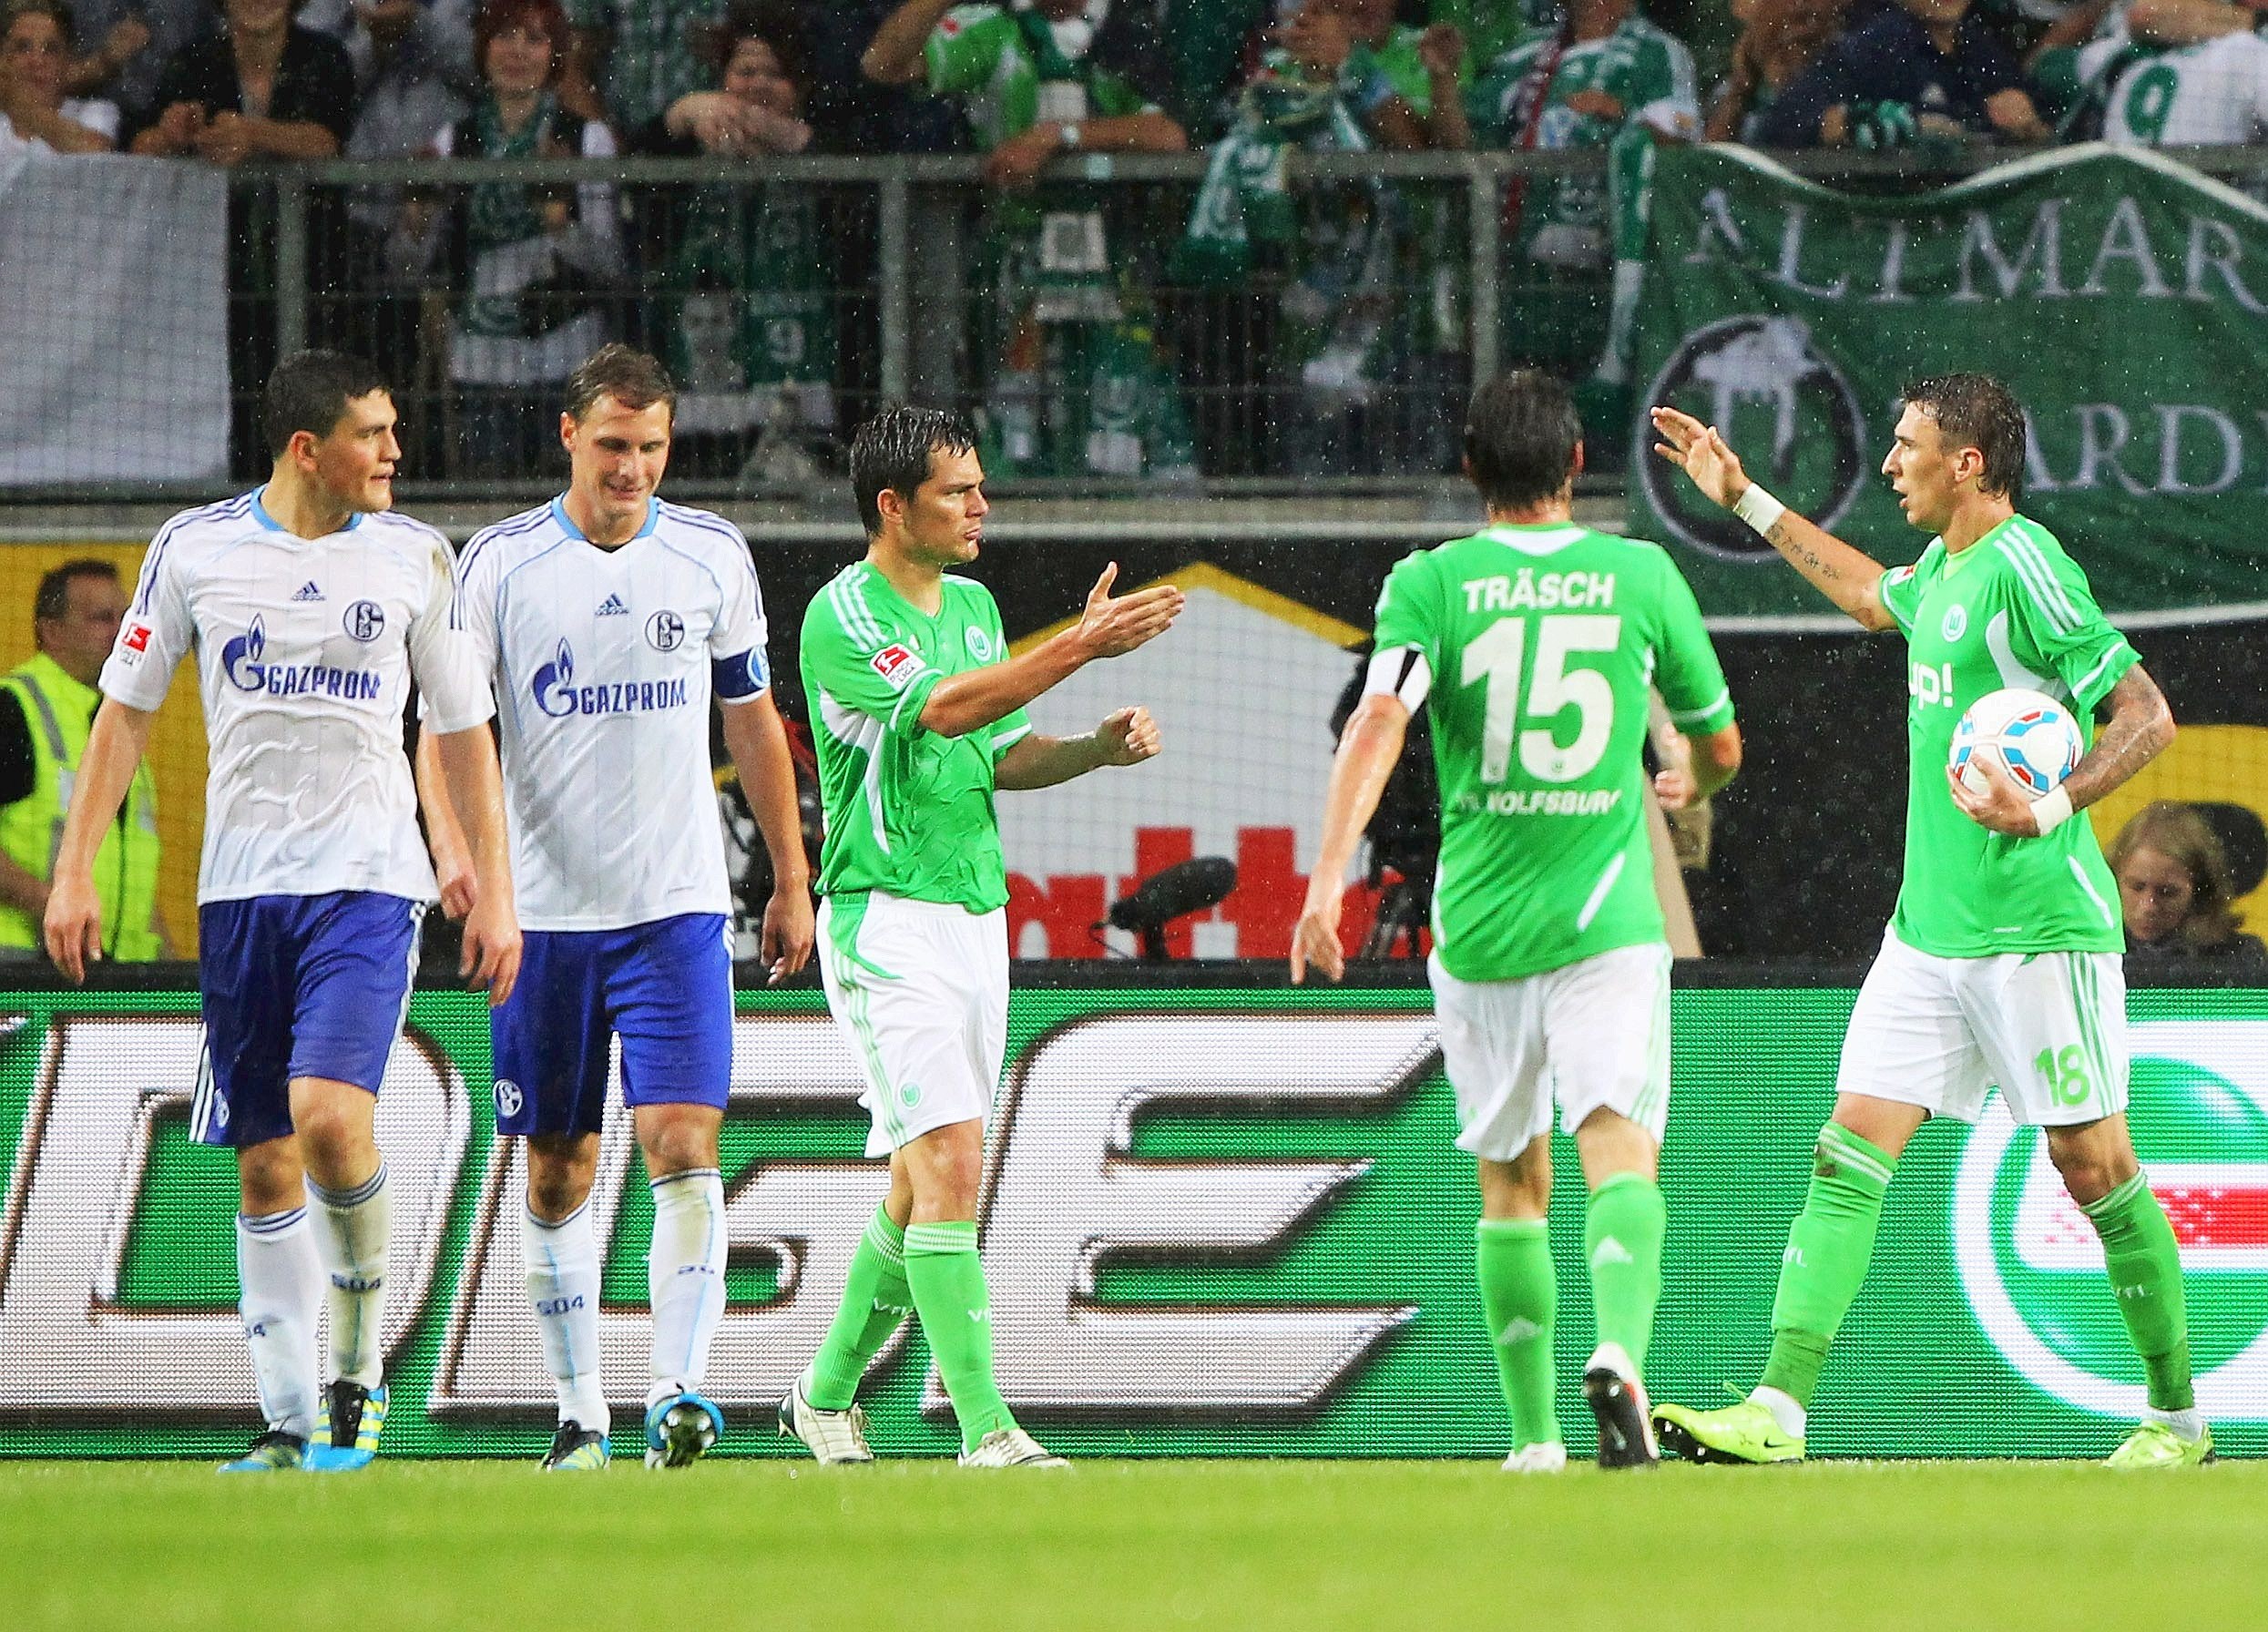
[2065,666,2173,811]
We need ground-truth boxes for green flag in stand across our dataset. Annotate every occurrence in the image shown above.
[1629,143,2268,624]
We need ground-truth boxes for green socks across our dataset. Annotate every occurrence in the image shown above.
[904,1219,1015,1451]
[2083,1173,2194,1413]
[1760,1123,1896,1409]
[1585,1172,1666,1372]
[805,1207,914,1411]
[1476,1219,1558,1450]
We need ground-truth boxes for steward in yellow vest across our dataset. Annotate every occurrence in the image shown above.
[0,563,165,960]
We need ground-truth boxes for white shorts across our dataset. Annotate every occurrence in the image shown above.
[817,892,1008,1157]
[1428,941,1673,1161]
[1836,928,2129,1127]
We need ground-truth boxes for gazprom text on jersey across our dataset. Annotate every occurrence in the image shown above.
[228,660,383,700]
[535,676,691,718]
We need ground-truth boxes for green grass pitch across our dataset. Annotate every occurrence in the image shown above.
[5,1458,2264,1631]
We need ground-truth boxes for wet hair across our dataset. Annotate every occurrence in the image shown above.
[1463,370,1582,511]
[261,350,390,458]
[2106,801,2247,951]
[34,558,117,624]
[564,343,677,423]
[1900,372,2026,500]
[849,404,978,537]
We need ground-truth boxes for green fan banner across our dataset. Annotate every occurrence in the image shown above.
[1,980,2263,1460]
[1629,144,2268,624]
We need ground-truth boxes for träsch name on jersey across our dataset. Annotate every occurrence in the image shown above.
[1462,570,1617,614]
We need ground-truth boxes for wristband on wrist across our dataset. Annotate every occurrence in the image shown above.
[1732,484,1787,535]
[2030,786,2074,836]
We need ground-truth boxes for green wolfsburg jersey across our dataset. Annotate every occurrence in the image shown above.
[1876,515,2140,958]
[801,563,1032,913]
[1373,523,1734,982]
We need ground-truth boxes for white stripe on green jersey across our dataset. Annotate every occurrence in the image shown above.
[1875,515,2140,958]
[801,562,1031,913]
[1369,523,1732,982]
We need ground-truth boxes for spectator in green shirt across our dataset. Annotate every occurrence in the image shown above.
[863,1,1198,482]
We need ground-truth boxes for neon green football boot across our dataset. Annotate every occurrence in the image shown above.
[2107,1421,2215,1469]
[1653,1400,1805,1465]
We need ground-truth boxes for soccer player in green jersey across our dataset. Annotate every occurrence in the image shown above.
[780,404,1182,1467]
[1648,375,2209,1469]
[1292,371,1743,1471]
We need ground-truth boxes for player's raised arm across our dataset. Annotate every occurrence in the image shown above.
[44,698,156,980]
[1650,405,1896,632]
[917,564,1182,739]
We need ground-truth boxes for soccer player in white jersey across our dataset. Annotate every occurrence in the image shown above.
[45,351,520,1474]
[434,344,815,1473]
[1648,376,2208,1468]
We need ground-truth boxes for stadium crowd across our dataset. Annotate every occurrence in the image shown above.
[6,0,2268,481]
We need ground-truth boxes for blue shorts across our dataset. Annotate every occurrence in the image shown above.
[191,892,424,1148]
[490,913,733,1137]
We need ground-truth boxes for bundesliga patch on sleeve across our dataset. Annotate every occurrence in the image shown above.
[870,644,922,689]
[116,622,153,666]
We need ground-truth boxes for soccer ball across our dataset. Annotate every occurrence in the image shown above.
[1948,687,2084,800]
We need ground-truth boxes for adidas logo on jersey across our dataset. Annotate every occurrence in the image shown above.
[596,594,628,617]
[292,581,324,603]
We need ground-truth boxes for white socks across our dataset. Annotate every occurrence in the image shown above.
[308,1164,390,1390]
[2148,1405,2206,1442]
[237,1207,321,1441]
[1750,1384,1807,1440]
[645,1168,726,1403]
[524,1200,608,1433]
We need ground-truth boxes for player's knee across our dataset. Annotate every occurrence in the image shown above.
[525,1155,595,1221]
[2046,1137,2135,1208]
[905,1123,985,1217]
[639,1119,720,1181]
[289,1096,376,1185]
[236,1139,303,1215]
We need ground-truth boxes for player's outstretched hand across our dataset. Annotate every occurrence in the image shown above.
[43,874,102,984]
[1650,406,1752,512]
[1077,563,1184,660]
[1946,750,2046,837]
[762,884,815,985]
[460,893,523,1007]
[1094,706,1161,766]
[1290,892,1345,985]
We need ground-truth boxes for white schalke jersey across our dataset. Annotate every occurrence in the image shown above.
[455,496,771,931]
[101,490,493,903]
